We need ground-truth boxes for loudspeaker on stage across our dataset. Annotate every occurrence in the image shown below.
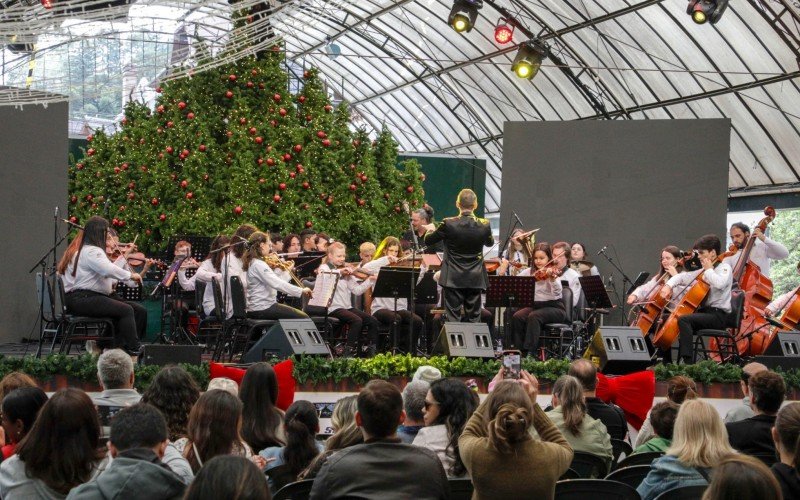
[141,344,203,366]
[433,322,494,359]
[583,326,653,374]
[242,319,331,363]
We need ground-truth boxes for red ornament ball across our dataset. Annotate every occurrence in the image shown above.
[121,117,127,125]
[141,165,148,172]
[70,216,78,224]
[298,96,306,103]
[349,184,357,191]
[353,139,361,147]
[258,178,265,184]
[234,206,243,215]
[178,101,186,109]
[294,144,302,153]
[128,182,135,189]
[70,196,77,204]
[279,183,287,190]
[324,104,333,112]
[302,182,310,189]
[87,148,96,156]
[229,74,237,81]
[306,115,312,122]
[240,117,247,125]
[158,153,164,160]
[289,172,296,179]
[170,173,177,181]
[225,91,233,99]
[186,192,194,199]
[305,221,313,228]
[203,174,209,181]
[127,192,135,200]
[279,108,287,117]
[283,154,292,162]
[145,229,151,235]
[273,94,281,102]
[326,197,333,205]
[303,71,311,78]
[266,158,276,166]
[270,120,277,127]
[257,158,264,165]
[295,164,304,172]
[114,167,121,174]
[157,127,164,134]
[227,131,233,137]
[358,199,366,206]
[394,206,402,213]
[76,163,84,170]
[384,193,390,200]
[259,83,265,89]
[139,138,145,145]
[249,127,257,135]
[166,121,173,128]
[321,139,331,147]
[180,180,188,189]
[159,214,166,221]
[121,163,129,170]
[182,149,190,157]
[316,131,326,139]
[157,105,164,113]
[246,81,254,88]
[187,112,195,120]
[406,186,414,193]
[156,86,162,93]
[255,137,264,144]
[151,198,159,206]
[251,69,258,76]
[166,146,174,154]
[361,175,368,182]
[199,144,206,152]
[273,194,281,203]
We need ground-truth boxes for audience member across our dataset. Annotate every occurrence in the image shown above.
[67,404,185,500]
[300,395,362,481]
[546,375,612,468]
[724,362,768,424]
[310,380,448,499]
[140,366,200,442]
[0,388,108,499]
[240,362,285,453]
[413,365,442,383]
[261,401,323,492]
[702,454,782,500]
[207,377,238,395]
[92,349,141,408]
[398,380,429,444]
[637,399,736,500]
[413,378,478,477]
[460,372,572,499]
[635,375,697,448]
[1,387,47,459]
[568,359,628,442]
[726,370,785,464]
[0,372,37,401]
[183,456,271,500]
[178,390,262,473]
[771,402,800,500]
[633,401,679,454]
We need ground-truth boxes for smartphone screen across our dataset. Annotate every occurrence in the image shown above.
[502,350,521,379]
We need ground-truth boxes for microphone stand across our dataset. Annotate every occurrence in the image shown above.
[500,212,522,261]
[597,248,634,325]
[407,213,418,355]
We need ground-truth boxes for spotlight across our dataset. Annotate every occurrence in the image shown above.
[494,18,513,44]
[511,40,547,80]
[447,0,483,33]
[686,0,728,24]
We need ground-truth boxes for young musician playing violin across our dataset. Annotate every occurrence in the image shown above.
[499,228,529,276]
[104,228,149,343]
[192,235,231,319]
[57,216,144,358]
[242,232,312,320]
[660,234,733,364]
[166,240,201,332]
[219,224,259,318]
[319,242,379,357]
[361,237,424,353]
[510,242,567,355]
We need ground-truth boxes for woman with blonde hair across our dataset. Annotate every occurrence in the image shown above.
[637,399,736,500]
[298,395,363,480]
[459,370,572,499]
[546,375,613,469]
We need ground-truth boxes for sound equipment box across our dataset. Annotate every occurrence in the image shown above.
[583,326,653,374]
[755,330,800,369]
[141,344,203,366]
[242,319,331,363]
[433,322,495,359]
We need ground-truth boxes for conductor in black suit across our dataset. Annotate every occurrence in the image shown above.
[422,189,494,323]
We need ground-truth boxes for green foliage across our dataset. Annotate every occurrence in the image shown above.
[768,208,800,296]
[68,48,425,253]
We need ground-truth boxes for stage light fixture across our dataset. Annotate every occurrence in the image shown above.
[686,0,728,24]
[447,0,483,33]
[494,18,513,44]
[511,40,547,80]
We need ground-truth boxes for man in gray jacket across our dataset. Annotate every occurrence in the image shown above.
[67,404,185,500]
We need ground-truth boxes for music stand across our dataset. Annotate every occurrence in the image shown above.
[373,268,417,353]
[626,272,651,296]
[484,275,537,350]
[164,235,213,262]
[292,252,325,279]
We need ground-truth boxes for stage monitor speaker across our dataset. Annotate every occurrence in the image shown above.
[141,344,203,366]
[762,330,800,357]
[754,355,800,370]
[583,326,653,374]
[242,319,331,363]
[434,322,494,359]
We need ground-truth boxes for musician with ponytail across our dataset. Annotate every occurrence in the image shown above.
[459,370,572,499]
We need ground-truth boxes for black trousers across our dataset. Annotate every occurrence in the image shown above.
[330,308,379,347]
[373,309,423,352]
[247,303,309,320]
[443,286,482,323]
[510,301,566,353]
[677,307,728,361]
[65,290,144,354]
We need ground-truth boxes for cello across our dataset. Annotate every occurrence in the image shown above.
[632,252,693,336]
[729,207,776,356]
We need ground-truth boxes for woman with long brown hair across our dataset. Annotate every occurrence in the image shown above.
[239,362,285,453]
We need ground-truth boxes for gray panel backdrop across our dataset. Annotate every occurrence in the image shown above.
[0,100,68,344]
[500,119,730,324]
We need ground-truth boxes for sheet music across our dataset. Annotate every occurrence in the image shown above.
[309,271,340,308]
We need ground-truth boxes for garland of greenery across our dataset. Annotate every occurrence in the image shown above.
[5,353,800,392]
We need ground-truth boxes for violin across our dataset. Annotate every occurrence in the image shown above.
[263,253,305,288]
[533,265,562,281]
[340,263,372,280]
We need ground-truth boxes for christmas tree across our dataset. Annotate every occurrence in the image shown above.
[68,45,425,252]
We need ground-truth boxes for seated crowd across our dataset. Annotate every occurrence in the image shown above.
[0,353,795,500]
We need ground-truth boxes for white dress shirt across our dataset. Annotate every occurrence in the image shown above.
[177,269,196,291]
[361,257,407,314]
[517,268,563,302]
[246,259,304,312]
[631,274,688,310]
[723,237,789,278]
[193,260,223,316]
[666,262,733,312]
[560,267,582,307]
[324,264,373,312]
[62,246,132,294]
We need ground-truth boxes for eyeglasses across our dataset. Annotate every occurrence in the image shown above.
[424,401,439,410]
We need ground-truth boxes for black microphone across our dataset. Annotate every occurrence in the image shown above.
[596,246,607,256]
[513,211,524,227]
[54,206,59,218]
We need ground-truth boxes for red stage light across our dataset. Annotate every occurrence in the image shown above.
[494,21,513,44]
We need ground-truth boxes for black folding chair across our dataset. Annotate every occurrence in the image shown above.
[227,275,277,361]
[560,468,580,480]
[265,464,296,492]
[555,479,639,500]
[611,438,634,466]
[653,484,707,500]
[273,479,314,500]
[613,451,664,471]
[52,276,115,355]
[570,451,610,479]
[605,465,651,489]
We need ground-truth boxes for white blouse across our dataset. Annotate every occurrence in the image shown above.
[246,259,304,312]
[62,246,131,294]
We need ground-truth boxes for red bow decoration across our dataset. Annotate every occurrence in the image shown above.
[209,359,296,411]
[596,371,655,430]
